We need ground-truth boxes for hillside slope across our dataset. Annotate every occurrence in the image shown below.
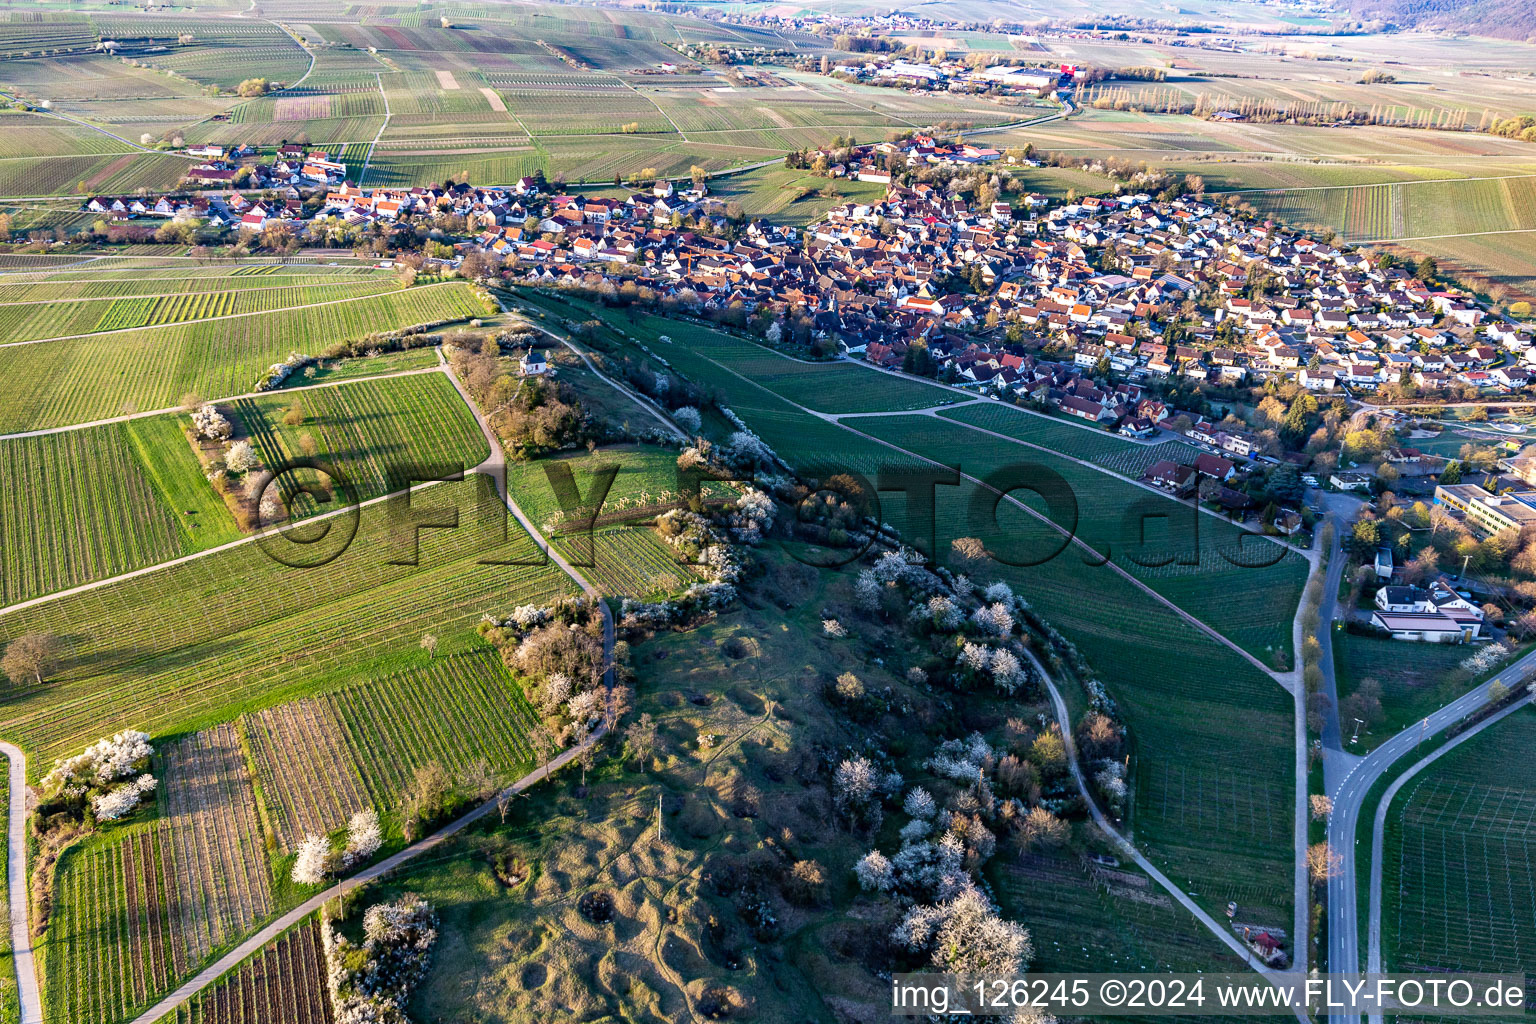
[1348,0,1536,41]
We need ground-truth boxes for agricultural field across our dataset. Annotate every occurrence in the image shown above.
[0,153,193,199]
[44,826,186,1024]
[520,293,1295,925]
[1382,705,1536,994]
[326,652,538,814]
[504,443,733,536]
[0,282,490,433]
[995,848,1256,973]
[246,650,538,848]
[235,371,491,519]
[1242,174,1536,244]
[169,918,333,1024]
[155,725,276,962]
[244,697,372,852]
[702,165,888,225]
[0,280,406,344]
[0,268,391,303]
[0,476,572,769]
[0,414,238,607]
[578,525,706,599]
[854,412,1307,669]
[640,324,959,413]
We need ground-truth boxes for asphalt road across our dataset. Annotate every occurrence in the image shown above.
[1326,657,1535,1023]
[1,743,41,1024]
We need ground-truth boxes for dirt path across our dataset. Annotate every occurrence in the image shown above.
[1028,650,1304,1007]
[0,362,441,442]
[672,340,1285,681]
[358,72,392,187]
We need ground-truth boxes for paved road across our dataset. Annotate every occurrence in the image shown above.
[1326,656,1536,1023]
[128,718,604,1024]
[1364,694,1532,1014]
[0,744,41,1024]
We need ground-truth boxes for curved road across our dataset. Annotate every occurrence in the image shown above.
[1326,663,1535,1023]
[4,348,636,1024]
[1027,649,1298,991]
[1364,693,1533,1007]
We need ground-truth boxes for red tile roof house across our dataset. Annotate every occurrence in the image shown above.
[1141,460,1196,497]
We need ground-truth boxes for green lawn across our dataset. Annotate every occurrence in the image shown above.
[1332,631,1507,747]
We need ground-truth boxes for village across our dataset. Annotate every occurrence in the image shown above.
[75,129,1536,650]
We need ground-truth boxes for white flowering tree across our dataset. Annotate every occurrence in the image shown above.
[855,850,895,892]
[894,885,1032,975]
[225,439,260,474]
[292,833,331,885]
[191,403,232,441]
[40,730,157,826]
[341,809,382,868]
[834,755,882,830]
[93,775,156,821]
[928,595,962,632]
[903,786,936,819]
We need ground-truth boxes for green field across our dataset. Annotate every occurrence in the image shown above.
[0,280,406,344]
[857,412,1307,668]
[235,371,491,519]
[0,476,571,771]
[245,650,539,848]
[505,444,709,532]
[0,283,488,433]
[0,415,239,606]
[1332,632,1496,746]
[515,291,1297,927]
[0,371,485,607]
[1381,705,1536,1000]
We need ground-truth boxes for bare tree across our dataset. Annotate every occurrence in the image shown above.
[1429,505,1456,537]
[951,536,987,566]
[530,723,559,784]
[1307,841,1341,885]
[622,713,657,771]
[419,634,438,658]
[2,633,62,687]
